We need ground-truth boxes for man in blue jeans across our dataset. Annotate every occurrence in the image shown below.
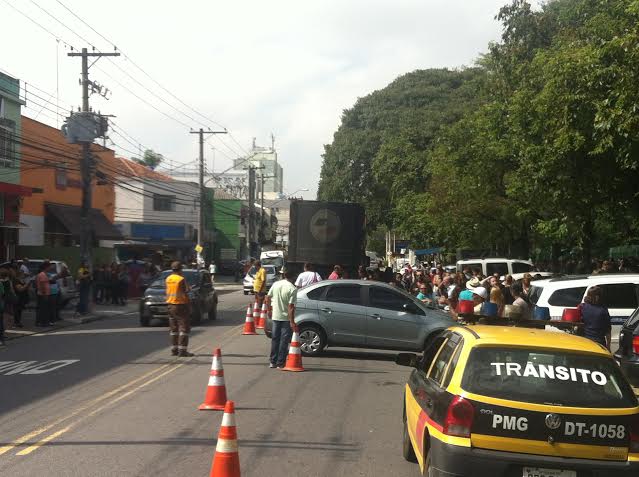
[266,269,297,368]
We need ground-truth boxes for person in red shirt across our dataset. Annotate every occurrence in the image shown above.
[328,265,343,280]
[35,262,52,327]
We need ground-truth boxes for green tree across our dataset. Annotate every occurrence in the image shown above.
[133,149,164,170]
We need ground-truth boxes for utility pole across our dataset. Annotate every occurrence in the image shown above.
[67,48,119,269]
[190,128,226,268]
[258,173,275,244]
[245,164,264,257]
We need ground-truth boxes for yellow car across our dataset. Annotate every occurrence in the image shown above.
[397,325,639,476]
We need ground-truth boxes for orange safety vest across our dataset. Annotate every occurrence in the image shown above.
[165,273,189,304]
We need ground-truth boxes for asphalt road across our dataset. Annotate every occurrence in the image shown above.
[0,287,418,477]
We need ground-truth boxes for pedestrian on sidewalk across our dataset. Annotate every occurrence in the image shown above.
[209,261,217,282]
[48,266,62,322]
[35,262,52,327]
[76,261,91,315]
[165,261,193,357]
[266,269,297,368]
[116,264,129,306]
[12,269,29,328]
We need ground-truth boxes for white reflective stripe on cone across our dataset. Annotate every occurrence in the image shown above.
[221,413,236,427]
[208,375,226,386]
[288,347,301,355]
[291,332,300,341]
[211,358,223,370]
[215,437,238,453]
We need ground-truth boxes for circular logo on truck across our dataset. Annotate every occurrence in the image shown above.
[545,413,562,430]
[310,209,341,243]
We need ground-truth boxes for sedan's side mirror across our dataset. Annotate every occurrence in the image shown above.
[396,353,419,368]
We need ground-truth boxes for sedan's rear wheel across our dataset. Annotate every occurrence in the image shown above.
[298,325,326,356]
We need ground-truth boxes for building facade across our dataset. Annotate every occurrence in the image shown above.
[0,73,33,261]
[110,160,200,263]
[232,140,283,200]
[19,117,121,266]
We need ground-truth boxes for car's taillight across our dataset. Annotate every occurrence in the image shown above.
[630,414,639,453]
[443,396,474,438]
[633,336,639,355]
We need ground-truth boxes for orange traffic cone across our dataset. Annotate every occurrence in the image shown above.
[241,305,257,335]
[281,329,305,372]
[199,348,228,411]
[256,302,267,330]
[209,400,241,477]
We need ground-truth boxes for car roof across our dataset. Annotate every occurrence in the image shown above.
[457,258,531,263]
[531,274,639,288]
[451,325,609,356]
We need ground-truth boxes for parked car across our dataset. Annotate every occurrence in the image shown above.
[243,265,279,295]
[1,259,77,307]
[398,324,639,476]
[529,274,639,324]
[614,307,639,390]
[456,257,536,278]
[139,269,218,326]
[265,279,455,355]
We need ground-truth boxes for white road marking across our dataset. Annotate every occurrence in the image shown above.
[0,360,79,375]
[40,328,169,336]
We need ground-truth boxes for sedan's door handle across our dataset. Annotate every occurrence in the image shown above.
[321,308,332,314]
[371,314,382,320]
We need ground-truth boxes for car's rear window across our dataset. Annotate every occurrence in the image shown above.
[528,285,544,305]
[461,347,637,408]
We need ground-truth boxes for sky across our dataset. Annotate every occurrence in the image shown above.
[1,0,515,199]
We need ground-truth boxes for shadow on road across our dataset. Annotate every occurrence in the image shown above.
[4,438,360,453]
[317,349,399,362]
[302,367,388,374]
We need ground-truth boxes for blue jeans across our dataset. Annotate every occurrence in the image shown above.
[270,320,292,367]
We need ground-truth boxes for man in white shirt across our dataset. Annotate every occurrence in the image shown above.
[19,258,30,277]
[295,263,322,288]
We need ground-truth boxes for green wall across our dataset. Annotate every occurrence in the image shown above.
[212,198,242,261]
[0,72,22,184]
[17,246,114,272]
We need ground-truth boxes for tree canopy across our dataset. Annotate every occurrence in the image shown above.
[317,0,639,264]
[133,149,164,170]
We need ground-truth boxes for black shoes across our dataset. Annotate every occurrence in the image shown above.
[178,351,194,357]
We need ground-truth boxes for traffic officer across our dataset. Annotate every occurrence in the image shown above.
[165,261,193,357]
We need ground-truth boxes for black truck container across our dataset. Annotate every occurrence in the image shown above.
[287,200,367,279]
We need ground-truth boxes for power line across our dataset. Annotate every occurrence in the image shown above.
[53,0,251,156]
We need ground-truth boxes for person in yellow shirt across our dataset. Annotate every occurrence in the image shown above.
[253,260,267,307]
[165,261,193,357]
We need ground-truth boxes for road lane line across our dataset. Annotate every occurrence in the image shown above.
[10,323,243,457]
[15,362,191,456]
[0,363,174,456]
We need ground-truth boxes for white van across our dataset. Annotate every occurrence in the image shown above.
[529,274,639,325]
[456,258,535,277]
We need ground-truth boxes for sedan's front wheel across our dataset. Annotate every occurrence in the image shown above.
[298,325,326,356]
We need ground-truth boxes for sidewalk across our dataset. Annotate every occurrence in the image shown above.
[3,301,138,341]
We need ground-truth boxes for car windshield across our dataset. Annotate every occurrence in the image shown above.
[149,270,200,288]
[262,257,283,269]
[461,346,637,408]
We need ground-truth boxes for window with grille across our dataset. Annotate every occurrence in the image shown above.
[0,123,16,168]
[153,194,175,211]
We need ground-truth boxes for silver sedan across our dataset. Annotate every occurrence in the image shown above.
[266,279,455,356]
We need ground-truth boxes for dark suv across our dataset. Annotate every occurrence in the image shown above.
[615,307,639,390]
[139,269,218,326]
